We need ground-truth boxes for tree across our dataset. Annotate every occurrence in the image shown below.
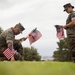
[0,27,3,34]
[23,46,41,61]
[53,38,71,61]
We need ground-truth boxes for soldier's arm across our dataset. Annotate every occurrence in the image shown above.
[63,20,75,29]
[7,41,15,61]
[63,12,75,29]
[20,37,27,42]
[7,41,13,49]
[15,37,27,43]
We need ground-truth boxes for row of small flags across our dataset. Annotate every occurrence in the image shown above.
[3,28,42,60]
[3,26,65,60]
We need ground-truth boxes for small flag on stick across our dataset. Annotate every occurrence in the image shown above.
[3,48,15,60]
[28,28,42,45]
[55,25,65,39]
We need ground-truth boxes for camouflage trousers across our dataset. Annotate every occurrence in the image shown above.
[0,40,24,61]
[68,35,75,60]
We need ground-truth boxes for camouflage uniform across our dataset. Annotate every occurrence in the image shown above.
[0,28,15,60]
[0,27,24,61]
[13,40,24,61]
[66,11,75,60]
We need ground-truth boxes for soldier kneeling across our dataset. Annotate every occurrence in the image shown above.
[0,38,27,61]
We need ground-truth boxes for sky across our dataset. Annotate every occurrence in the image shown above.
[0,0,75,57]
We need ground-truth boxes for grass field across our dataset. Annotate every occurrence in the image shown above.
[0,61,75,75]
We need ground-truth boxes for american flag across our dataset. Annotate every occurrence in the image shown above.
[28,28,42,45]
[55,25,65,39]
[3,48,15,60]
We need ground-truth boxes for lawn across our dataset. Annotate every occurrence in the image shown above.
[0,61,75,75]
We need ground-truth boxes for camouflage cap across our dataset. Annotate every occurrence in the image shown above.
[16,23,25,33]
[63,3,74,11]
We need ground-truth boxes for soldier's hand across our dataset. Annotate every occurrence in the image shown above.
[22,37,27,41]
[11,56,15,61]
[61,25,67,29]
[20,37,27,42]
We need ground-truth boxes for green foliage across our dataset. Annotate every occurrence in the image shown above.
[53,50,69,61]
[53,38,71,61]
[23,46,41,61]
[0,27,3,34]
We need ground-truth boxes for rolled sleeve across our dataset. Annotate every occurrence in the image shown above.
[71,12,75,21]
[7,40,13,44]
[72,17,75,20]
[6,31,14,44]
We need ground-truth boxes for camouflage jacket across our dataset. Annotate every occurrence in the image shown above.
[0,28,15,48]
[66,11,75,35]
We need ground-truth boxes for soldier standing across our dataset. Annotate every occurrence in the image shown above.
[0,23,27,61]
[62,3,75,62]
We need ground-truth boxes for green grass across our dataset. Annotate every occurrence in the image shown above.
[0,61,75,75]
